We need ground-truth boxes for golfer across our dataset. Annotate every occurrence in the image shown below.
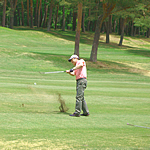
[66,55,89,117]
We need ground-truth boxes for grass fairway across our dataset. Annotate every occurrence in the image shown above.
[0,27,150,149]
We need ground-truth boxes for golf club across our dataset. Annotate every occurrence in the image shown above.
[39,71,66,74]
[127,123,150,129]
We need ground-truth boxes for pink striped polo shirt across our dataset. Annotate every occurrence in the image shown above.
[74,59,87,80]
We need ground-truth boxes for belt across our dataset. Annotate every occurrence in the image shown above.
[76,78,86,81]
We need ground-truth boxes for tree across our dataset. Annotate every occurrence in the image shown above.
[134,4,150,37]
[30,0,33,28]
[2,0,7,27]
[35,0,38,26]
[62,5,65,31]
[90,15,102,62]
[43,0,48,28]
[134,16,150,37]
[27,0,29,26]
[90,0,150,62]
[37,0,42,27]
[118,18,126,46]
[21,1,24,26]
[116,2,150,45]
[55,3,59,30]
[147,28,150,38]
[82,11,85,32]
[72,8,77,31]
[17,5,21,25]
[106,15,112,43]
[74,2,82,56]
[9,0,17,29]
[87,0,91,31]
[47,0,53,31]
[90,2,116,62]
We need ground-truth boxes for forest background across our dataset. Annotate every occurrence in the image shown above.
[0,0,150,62]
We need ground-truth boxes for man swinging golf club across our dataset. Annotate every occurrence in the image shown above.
[66,55,89,117]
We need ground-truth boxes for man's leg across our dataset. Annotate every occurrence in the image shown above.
[75,79,88,115]
[82,100,89,115]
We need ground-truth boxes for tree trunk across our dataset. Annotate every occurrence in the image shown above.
[82,12,85,32]
[90,15,102,62]
[125,25,128,35]
[30,0,33,28]
[10,0,17,29]
[74,2,82,56]
[55,4,59,30]
[92,21,96,32]
[0,15,3,26]
[72,9,77,31]
[113,19,116,32]
[109,15,112,33]
[106,16,111,43]
[147,28,150,38]
[37,0,42,28]
[133,26,136,36]
[90,3,116,62]
[118,18,122,35]
[106,15,112,43]
[17,8,21,26]
[62,6,65,31]
[93,0,98,32]
[21,1,24,26]
[119,18,126,46]
[67,11,71,30]
[103,22,106,32]
[43,0,48,28]
[87,8,91,31]
[14,9,17,26]
[40,2,43,27]
[138,27,140,35]
[131,21,134,36]
[2,0,7,27]
[27,0,29,26]
[47,1,53,31]
[106,21,109,43]
[35,0,38,26]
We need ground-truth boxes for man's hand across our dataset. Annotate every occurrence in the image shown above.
[66,70,70,73]
[66,70,75,76]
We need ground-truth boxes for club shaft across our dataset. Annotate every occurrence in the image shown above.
[44,71,65,74]
[127,123,150,129]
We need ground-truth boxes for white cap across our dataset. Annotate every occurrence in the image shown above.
[68,55,79,62]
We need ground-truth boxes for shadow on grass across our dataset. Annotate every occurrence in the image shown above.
[127,49,150,57]
[53,111,70,115]
[20,109,70,115]
[14,27,150,58]
[14,27,150,59]
[85,58,145,75]
[13,27,149,75]
[13,27,134,50]
[28,52,145,75]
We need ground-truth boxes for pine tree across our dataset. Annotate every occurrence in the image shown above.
[2,0,7,27]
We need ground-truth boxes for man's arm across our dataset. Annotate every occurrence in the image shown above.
[72,63,83,70]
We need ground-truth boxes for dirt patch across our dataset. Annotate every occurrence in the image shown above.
[100,34,150,49]
[0,139,73,149]
[87,60,127,70]
[57,93,69,112]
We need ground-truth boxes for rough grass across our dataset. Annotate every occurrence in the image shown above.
[0,27,150,149]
